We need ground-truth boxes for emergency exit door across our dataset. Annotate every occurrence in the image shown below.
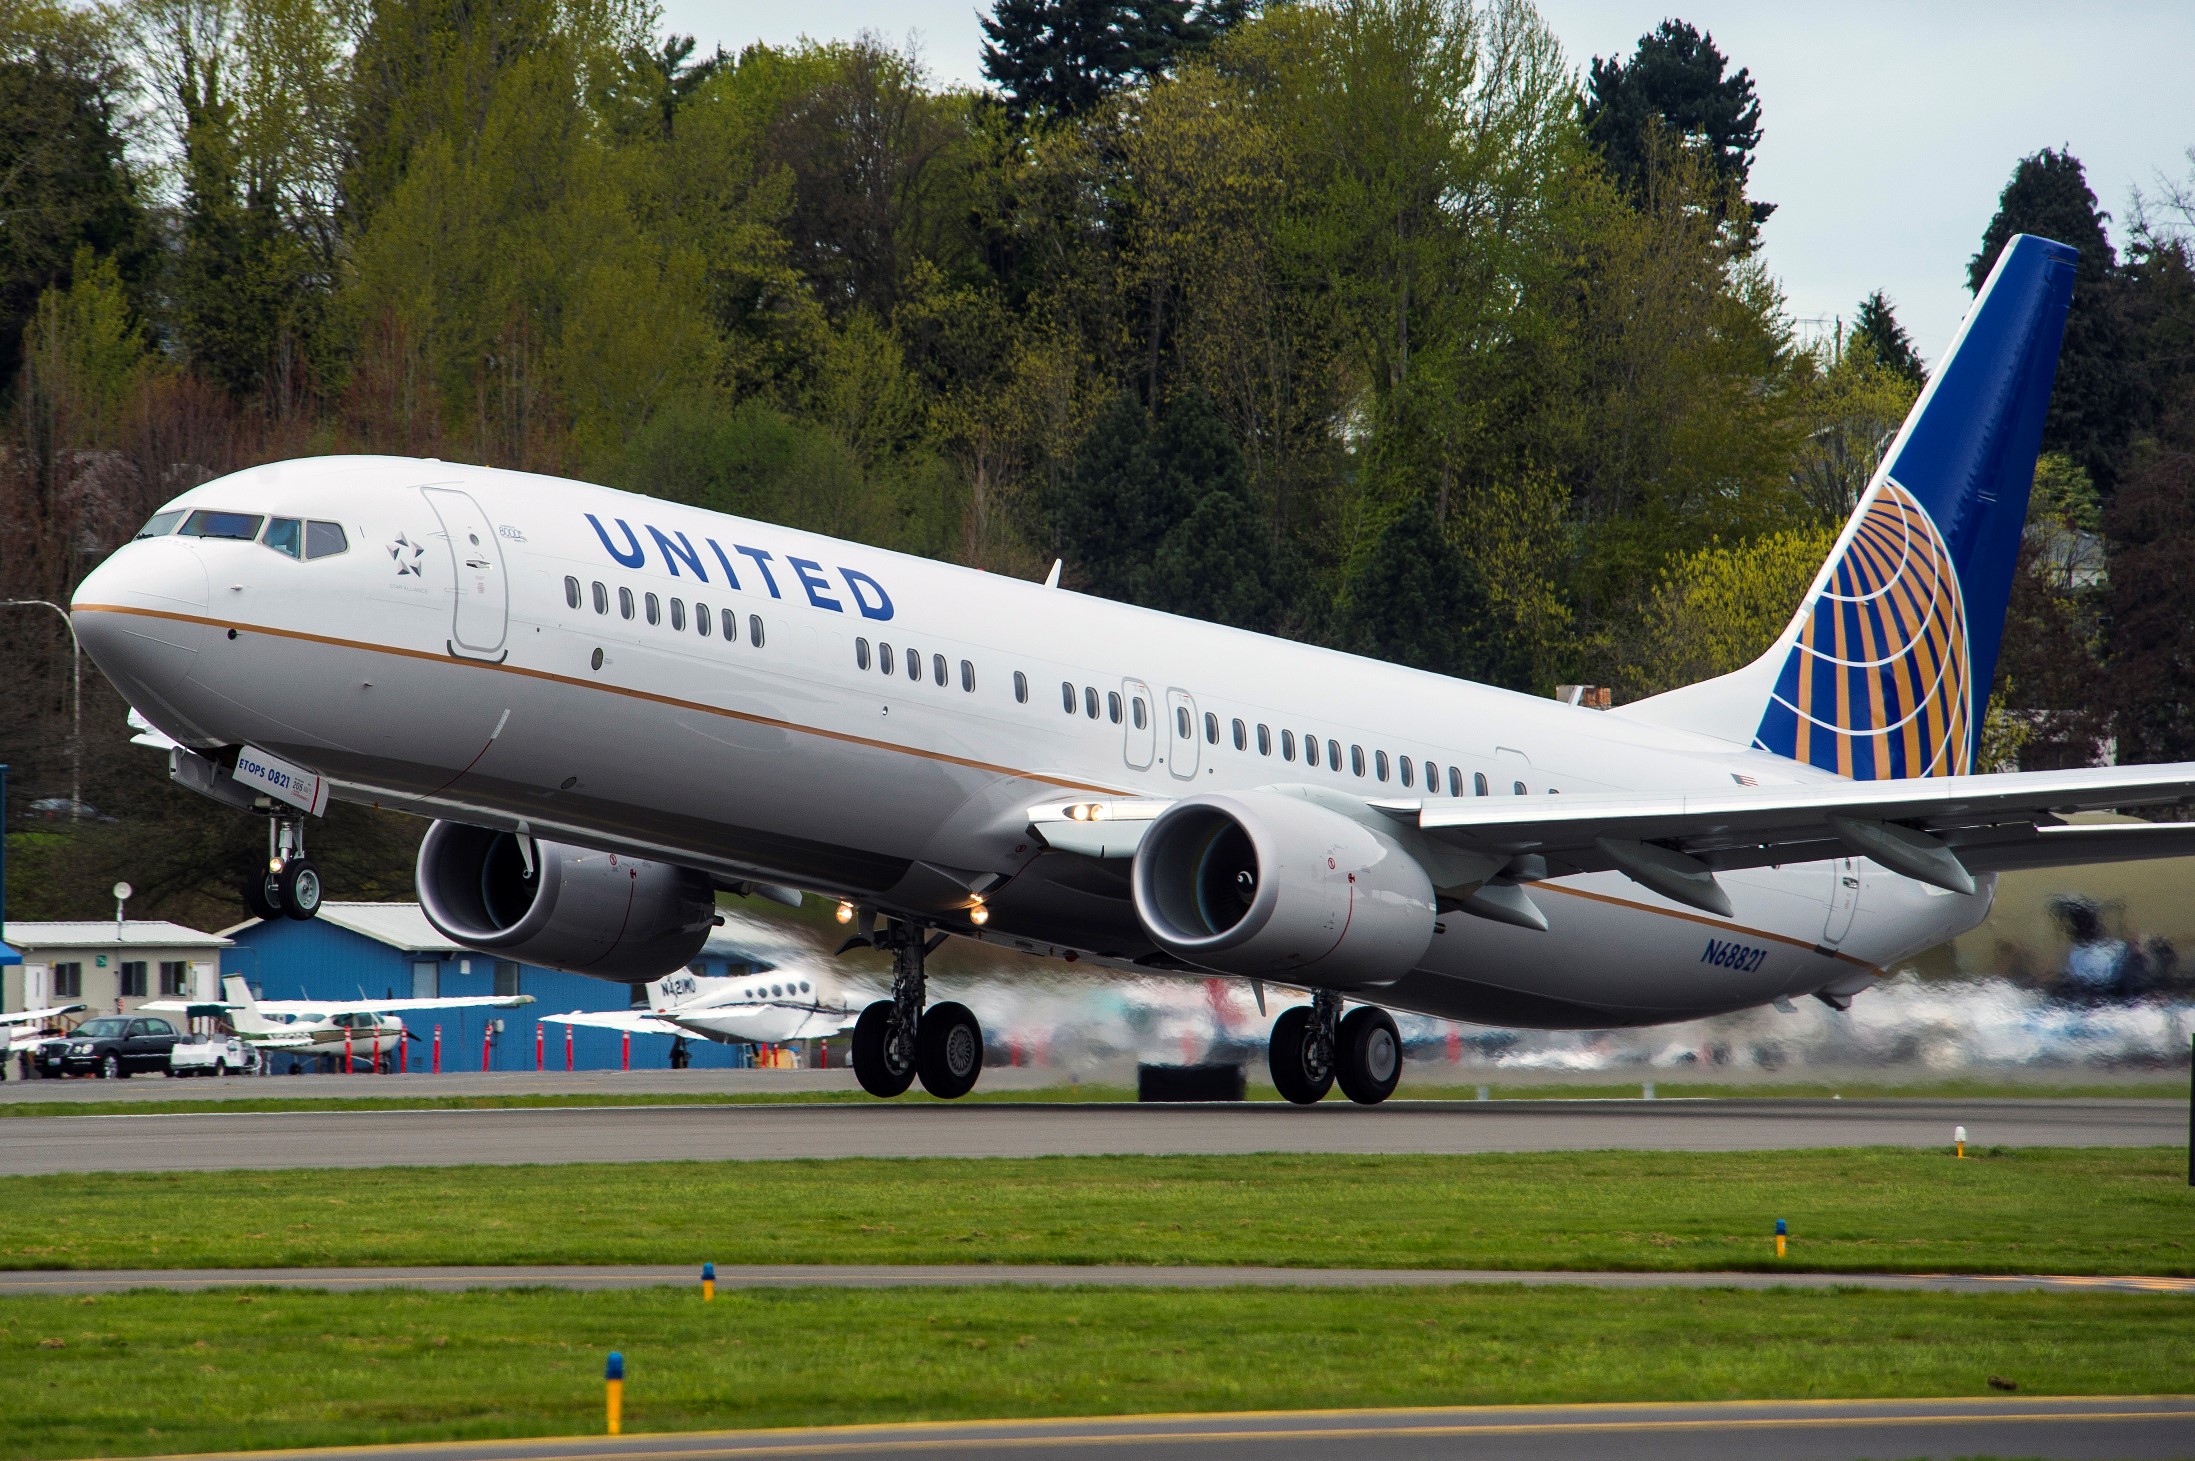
[422,486,508,659]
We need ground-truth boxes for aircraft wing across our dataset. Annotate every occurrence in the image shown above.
[539,1009,688,1038]
[251,994,537,1016]
[237,1031,318,1049]
[0,1002,86,1026]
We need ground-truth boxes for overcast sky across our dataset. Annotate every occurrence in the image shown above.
[659,0,2195,363]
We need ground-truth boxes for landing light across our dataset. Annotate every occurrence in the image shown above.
[267,857,284,873]
[968,901,990,927]
[834,901,855,925]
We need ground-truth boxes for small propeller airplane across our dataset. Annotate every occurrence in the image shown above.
[2,1003,90,1061]
[541,918,862,1054]
[143,974,532,1070]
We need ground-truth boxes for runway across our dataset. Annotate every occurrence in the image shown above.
[142,1396,2195,1460]
[0,1097,2177,1174]
[5,1262,2188,1296]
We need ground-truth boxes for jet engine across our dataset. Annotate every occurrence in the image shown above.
[1130,790,1436,988]
[416,821,716,980]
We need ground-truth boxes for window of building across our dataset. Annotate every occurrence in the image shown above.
[670,598,686,631]
[564,576,581,609]
[1351,745,1366,777]
[120,961,147,997]
[1475,771,1489,796]
[159,961,189,996]
[750,614,765,647]
[494,961,522,998]
[1232,718,1247,751]
[933,653,947,686]
[1087,686,1101,719]
[1204,711,1219,744]
[961,659,975,692]
[1132,697,1148,729]
[645,592,661,626]
[856,638,871,670]
[411,961,440,999]
[1376,750,1390,783]
[593,581,609,615]
[1015,671,1029,704]
[1257,724,1272,756]
[304,521,348,559]
[1061,681,1075,713]
[1303,734,1317,767]
[721,608,738,642]
[618,586,635,620]
[1108,690,1123,724]
[262,518,302,557]
[695,602,711,637]
[52,962,81,997]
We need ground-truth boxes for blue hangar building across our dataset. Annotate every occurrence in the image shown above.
[221,903,765,1071]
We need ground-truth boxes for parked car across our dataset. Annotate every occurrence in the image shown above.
[22,797,117,823]
[36,1015,184,1078]
[167,1033,258,1077]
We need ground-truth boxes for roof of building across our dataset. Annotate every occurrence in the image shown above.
[221,902,465,954]
[2,921,232,950]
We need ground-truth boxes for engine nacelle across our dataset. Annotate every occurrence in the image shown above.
[1130,790,1436,988]
[416,821,716,980]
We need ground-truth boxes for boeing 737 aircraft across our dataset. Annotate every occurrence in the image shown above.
[68,234,2195,1104]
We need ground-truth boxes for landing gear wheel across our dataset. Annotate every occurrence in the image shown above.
[242,872,284,921]
[1268,1006,1333,1105]
[851,1000,916,1097]
[916,1001,983,1099]
[278,858,323,920]
[1335,1006,1402,1106]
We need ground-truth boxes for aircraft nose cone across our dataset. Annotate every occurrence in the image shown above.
[70,538,209,699]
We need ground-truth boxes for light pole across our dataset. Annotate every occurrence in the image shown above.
[2,600,80,819]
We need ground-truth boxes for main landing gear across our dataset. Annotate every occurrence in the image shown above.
[850,922,984,1100]
[1269,990,1401,1106]
[241,815,323,923]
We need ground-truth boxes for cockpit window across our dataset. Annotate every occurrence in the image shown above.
[304,521,348,559]
[135,510,184,540]
[262,518,302,557]
[179,510,263,540]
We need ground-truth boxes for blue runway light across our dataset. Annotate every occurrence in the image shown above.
[605,1351,624,1381]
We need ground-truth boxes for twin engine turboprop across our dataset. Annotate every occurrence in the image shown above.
[416,821,716,980]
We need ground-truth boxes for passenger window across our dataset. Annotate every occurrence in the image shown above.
[1257,724,1271,756]
[1015,671,1029,704]
[1108,691,1122,724]
[1281,729,1295,761]
[564,576,581,609]
[1352,745,1366,777]
[1133,697,1148,729]
[749,614,765,647]
[645,592,661,626]
[304,520,348,558]
[1204,712,1218,744]
[933,653,947,686]
[1086,686,1101,719]
[1382,752,1395,784]
[670,598,686,631]
[856,638,871,670]
[1514,780,1526,795]
[905,647,920,679]
[695,602,711,636]
[1304,735,1319,768]
[618,587,635,620]
[261,518,302,557]
[1061,681,1075,713]
[1175,706,1190,738]
[1474,772,1488,796]
[961,659,974,692]
[593,582,608,614]
[1448,767,1462,798]
[722,608,738,641]
[1328,739,1342,771]
[1401,757,1415,789]
[1232,718,1246,751]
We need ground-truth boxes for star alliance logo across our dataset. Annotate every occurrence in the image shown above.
[388,533,426,577]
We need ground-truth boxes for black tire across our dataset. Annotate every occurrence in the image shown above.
[916,1001,983,1100]
[1335,1006,1403,1106]
[242,872,284,921]
[214,1060,228,1078]
[850,1000,915,1098]
[279,858,323,920]
[101,1052,126,1081]
[1267,1006,1332,1105]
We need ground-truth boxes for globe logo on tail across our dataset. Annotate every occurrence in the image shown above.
[1754,480,1972,780]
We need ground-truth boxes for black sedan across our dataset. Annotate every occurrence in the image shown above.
[37,1015,184,1079]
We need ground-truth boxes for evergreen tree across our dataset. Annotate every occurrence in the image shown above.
[1851,290,1923,385]
[1969,148,2137,493]
[979,0,1245,121]
[2103,391,2195,763]
[1337,491,1515,685]
[1583,19,1771,225]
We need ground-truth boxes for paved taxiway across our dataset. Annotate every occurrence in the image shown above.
[0,1097,2176,1175]
[146,1396,2195,1460]
[6,1263,2188,1296]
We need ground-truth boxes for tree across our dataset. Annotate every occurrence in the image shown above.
[1583,18,1770,226]
[979,0,1244,121]
[1618,527,1834,698]
[1337,490,1515,682]
[2103,395,2195,764]
[1969,148,2138,493]
[1851,290,1922,385]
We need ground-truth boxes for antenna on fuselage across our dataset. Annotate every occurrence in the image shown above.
[1043,559,1062,589]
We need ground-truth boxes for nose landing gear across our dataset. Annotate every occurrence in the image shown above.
[850,922,983,1100]
[242,815,323,922]
[1269,991,1401,1105]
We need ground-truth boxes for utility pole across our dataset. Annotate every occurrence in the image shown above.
[2,601,81,819]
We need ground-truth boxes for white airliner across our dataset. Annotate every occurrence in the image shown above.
[542,913,863,1050]
[69,234,2195,1104]
[144,974,533,1069]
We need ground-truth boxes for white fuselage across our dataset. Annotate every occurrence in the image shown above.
[71,456,1992,1030]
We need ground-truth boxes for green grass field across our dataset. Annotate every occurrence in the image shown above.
[6,1148,2187,1275]
[4,1284,2189,1460]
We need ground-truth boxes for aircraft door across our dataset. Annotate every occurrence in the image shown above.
[1822,857,1861,948]
[1123,679,1155,770]
[422,486,509,659]
[1166,688,1199,779]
